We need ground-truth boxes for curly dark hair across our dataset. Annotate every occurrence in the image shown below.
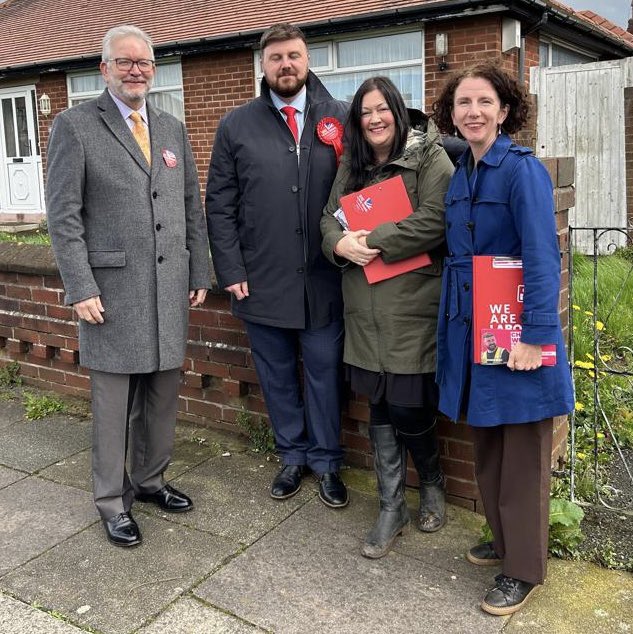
[344,76,410,193]
[431,63,530,136]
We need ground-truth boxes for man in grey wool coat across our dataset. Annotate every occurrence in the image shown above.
[46,24,211,547]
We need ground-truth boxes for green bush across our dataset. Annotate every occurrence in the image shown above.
[23,392,65,420]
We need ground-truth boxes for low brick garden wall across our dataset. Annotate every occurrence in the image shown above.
[0,157,574,511]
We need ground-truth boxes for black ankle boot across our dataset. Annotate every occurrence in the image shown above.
[399,424,446,533]
[361,424,410,559]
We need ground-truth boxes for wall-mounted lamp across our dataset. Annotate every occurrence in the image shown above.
[38,93,51,116]
[435,33,449,71]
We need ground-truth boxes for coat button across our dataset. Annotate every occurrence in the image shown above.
[157,256,164,263]
[466,221,475,230]
[289,146,295,152]
[296,267,304,273]
[291,185,298,193]
[295,228,303,235]
[463,283,470,291]
[155,223,162,231]
[152,191,158,199]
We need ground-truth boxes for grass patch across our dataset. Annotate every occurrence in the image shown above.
[0,361,22,387]
[235,407,276,454]
[0,230,51,245]
[23,391,65,420]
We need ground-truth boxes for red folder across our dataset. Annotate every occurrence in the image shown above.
[340,175,431,284]
[472,256,556,366]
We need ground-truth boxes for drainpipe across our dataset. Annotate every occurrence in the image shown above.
[519,12,548,83]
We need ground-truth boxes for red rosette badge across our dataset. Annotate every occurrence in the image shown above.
[316,117,344,166]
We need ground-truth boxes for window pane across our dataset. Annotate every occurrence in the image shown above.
[15,97,31,156]
[2,98,16,156]
[308,44,329,67]
[539,42,549,68]
[148,90,184,121]
[154,61,182,88]
[551,44,593,67]
[337,32,422,68]
[70,72,103,94]
[320,66,423,110]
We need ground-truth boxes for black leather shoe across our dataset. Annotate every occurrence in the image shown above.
[467,541,503,566]
[318,472,349,508]
[271,465,305,499]
[136,484,193,513]
[103,512,142,547]
[481,574,538,615]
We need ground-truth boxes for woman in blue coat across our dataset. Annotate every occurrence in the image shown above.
[432,64,574,615]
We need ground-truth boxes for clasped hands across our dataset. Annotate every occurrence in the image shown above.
[334,230,381,267]
[507,341,543,371]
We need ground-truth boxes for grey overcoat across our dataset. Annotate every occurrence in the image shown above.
[46,90,211,374]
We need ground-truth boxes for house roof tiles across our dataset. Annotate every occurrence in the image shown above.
[1,0,631,72]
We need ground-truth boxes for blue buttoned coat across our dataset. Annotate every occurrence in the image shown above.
[436,134,574,426]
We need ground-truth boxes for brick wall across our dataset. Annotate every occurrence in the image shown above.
[0,158,574,511]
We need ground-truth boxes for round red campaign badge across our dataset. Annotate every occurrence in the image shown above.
[316,117,344,166]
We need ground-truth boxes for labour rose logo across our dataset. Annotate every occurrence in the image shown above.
[162,149,177,168]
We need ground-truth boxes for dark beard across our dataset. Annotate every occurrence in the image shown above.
[271,74,307,98]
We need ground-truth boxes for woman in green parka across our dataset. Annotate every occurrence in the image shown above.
[321,76,454,558]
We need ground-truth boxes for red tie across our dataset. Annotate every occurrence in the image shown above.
[281,106,299,142]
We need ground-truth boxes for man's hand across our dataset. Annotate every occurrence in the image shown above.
[334,230,381,267]
[189,289,208,307]
[507,342,542,371]
[73,296,105,324]
[225,281,249,300]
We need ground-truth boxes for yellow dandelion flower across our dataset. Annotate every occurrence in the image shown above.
[584,310,593,316]
[585,353,595,360]
[575,402,585,411]
[596,432,605,439]
[600,354,611,362]
[577,452,586,460]
[596,321,605,331]
[572,305,581,311]
[588,370,595,378]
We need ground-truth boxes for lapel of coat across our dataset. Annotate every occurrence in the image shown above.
[97,90,151,176]
[147,102,168,182]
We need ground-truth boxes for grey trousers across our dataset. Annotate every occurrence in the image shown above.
[472,418,553,586]
[90,368,181,519]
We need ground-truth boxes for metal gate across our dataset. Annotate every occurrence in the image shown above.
[568,224,633,514]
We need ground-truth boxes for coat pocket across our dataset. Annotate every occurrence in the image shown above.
[88,250,126,268]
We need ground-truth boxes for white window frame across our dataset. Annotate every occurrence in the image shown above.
[66,58,185,120]
[253,28,425,109]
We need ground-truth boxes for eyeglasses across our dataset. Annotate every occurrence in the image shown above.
[108,58,155,72]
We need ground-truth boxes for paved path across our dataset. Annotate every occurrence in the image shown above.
[0,391,631,633]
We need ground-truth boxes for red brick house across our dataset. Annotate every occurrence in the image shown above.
[0,0,631,508]
[0,0,631,221]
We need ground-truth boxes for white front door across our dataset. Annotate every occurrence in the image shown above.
[0,86,44,213]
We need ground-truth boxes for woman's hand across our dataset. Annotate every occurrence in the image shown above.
[334,229,381,266]
[507,342,542,371]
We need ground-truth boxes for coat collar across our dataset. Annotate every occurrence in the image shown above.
[456,133,513,170]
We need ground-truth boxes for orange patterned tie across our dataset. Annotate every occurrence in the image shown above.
[129,111,151,165]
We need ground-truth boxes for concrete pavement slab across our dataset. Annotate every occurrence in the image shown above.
[0,465,26,489]
[504,559,633,633]
[137,452,317,544]
[295,490,494,585]
[0,592,87,634]
[0,398,25,430]
[137,596,265,633]
[194,508,502,634]
[0,416,90,473]
[0,513,241,634]
[0,477,96,577]
[38,449,92,492]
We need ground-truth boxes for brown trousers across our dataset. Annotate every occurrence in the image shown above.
[472,418,553,585]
